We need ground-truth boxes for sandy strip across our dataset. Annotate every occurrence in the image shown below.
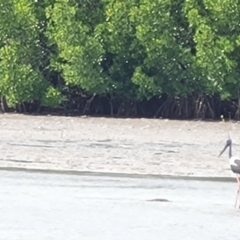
[0,113,239,179]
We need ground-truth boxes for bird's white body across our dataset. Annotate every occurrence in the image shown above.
[229,156,240,166]
[219,138,240,208]
[229,156,240,175]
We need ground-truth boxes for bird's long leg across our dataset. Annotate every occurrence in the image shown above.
[234,175,240,208]
[234,175,239,208]
[238,176,240,209]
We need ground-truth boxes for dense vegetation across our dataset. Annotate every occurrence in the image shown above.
[1,0,240,120]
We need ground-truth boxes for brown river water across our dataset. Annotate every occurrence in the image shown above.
[0,113,239,179]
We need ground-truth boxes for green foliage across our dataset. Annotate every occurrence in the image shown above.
[0,0,63,108]
[130,0,200,98]
[185,0,240,97]
[0,0,240,112]
[46,0,110,95]
[94,0,143,99]
[42,86,66,108]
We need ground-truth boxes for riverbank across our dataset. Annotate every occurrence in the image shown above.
[0,113,239,179]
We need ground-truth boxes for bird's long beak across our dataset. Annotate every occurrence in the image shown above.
[219,143,229,157]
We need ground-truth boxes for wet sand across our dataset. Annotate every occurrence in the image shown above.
[0,113,239,178]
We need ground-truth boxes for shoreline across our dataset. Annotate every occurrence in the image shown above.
[0,166,236,182]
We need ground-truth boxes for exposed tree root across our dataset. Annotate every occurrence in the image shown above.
[3,91,240,120]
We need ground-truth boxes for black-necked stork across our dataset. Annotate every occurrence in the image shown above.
[219,138,240,208]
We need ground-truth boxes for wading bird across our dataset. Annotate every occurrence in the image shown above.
[219,138,240,208]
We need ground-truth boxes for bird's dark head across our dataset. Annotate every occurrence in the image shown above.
[218,138,232,157]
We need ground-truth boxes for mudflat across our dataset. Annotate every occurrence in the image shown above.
[0,113,239,178]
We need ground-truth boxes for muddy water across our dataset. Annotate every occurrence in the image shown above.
[0,170,240,240]
[0,114,240,178]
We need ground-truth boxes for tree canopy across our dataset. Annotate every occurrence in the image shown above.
[0,0,240,119]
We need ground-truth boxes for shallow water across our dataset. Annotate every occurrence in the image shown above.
[1,170,240,240]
